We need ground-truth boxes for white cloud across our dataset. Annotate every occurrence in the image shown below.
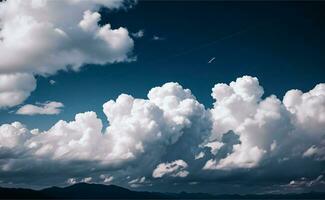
[0,73,36,108]
[204,141,224,155]
[0,0,134,75]
[0,77,324,187]
[283,84,325,136]
[152,35,164,40]
[128,176,149,188]
[128,176,146,184]
[100,174,114,184]
[204,76,324,170]
[303,145,325,160]
[195,152,205,160]
[0,82,207,179]
[131,30,144,38]
[209,76,264,140]
[285,175,325,191]
[303,145,318,157]
[66,178,77,185]
[0,122,31,156]
[152,160,189,178]
[16,101,64,115]
[203,145,266,170]
[49,80,56,85]
[81,177,92,183]
[102,82,208,163]
[206,76,283,170]
[0,0,134,108]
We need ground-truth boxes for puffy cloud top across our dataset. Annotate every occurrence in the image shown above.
[283,84,325,135]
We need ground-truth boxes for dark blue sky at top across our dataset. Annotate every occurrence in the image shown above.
[1,1,324,130]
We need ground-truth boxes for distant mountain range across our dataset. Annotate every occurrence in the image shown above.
[0,182,324,199]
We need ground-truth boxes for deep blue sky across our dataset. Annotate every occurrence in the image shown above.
[1,1,325,194]
[1,1,325,130]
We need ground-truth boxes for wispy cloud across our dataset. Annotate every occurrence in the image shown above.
[16,101,64,115]
[49,80,56,85]
[152,35,165,41]
[132,29,144,38]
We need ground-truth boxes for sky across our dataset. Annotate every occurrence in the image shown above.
[0,0,324,194]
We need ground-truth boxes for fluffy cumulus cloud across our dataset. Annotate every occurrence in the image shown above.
[283,84,325,136]
[0,82,206,181]
[101,82,208,164]
[0,73,36,108]
[0,122,32,159]
[0,76,324,192]
[152,160,189,178]
[0,0,135,108]
[16,101,64,115]
[204,76,292,170]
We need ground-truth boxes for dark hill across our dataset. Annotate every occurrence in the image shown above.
[0,186,48,199]
[0,182,324,199]
[40,182,168,199]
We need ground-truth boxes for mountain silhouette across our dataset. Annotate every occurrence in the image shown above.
[0,182,324,199]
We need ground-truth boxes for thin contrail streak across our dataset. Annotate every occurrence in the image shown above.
[147,27,251,64]
[208,57,216,64]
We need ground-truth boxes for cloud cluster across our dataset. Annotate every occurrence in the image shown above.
[152,160,189,178]
[203,76,324,170]
[282,175,325,193]
[16,101,64,115]
[0,82,207,176]
[0,76,324,190]
[0,0,135,108]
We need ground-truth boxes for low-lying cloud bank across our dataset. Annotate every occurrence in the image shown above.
[0,0,135,108]
[0,76,324,191]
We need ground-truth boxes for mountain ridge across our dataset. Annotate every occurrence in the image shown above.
[0,182,324,199]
